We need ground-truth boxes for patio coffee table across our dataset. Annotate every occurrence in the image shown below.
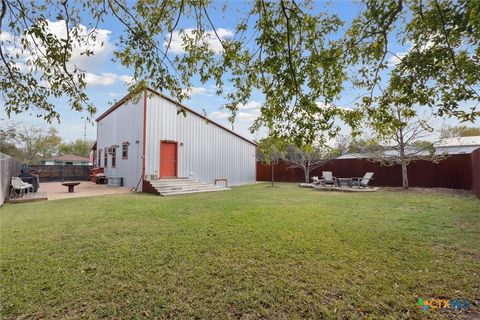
[336,178,352,188]
[62,182,80,193]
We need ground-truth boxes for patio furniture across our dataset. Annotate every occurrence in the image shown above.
[336,177,352,188]
[62,182,80,193]
[322,171,336,187]
[19,171,39,192]
[351,172,374,188]
[214,178,228,188]
[95,173,107,184]
[10,177,33,198]
[311,176,322,185]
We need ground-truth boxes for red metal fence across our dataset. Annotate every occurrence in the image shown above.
[472,148,480,198]
[257,152,480,196]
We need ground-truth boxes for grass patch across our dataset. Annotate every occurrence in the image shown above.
[1,183,479,319]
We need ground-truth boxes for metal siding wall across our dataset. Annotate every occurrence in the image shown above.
[96,99,144,190]
[145,94,256,186]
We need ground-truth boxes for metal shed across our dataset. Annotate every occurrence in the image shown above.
[95,89,257,192]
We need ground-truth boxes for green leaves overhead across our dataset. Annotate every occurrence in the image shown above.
[0,0,479,145]
[238,1,348,145]
[348,0,480,129]
[0,1,95,122]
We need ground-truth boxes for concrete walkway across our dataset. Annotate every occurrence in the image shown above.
[39,181,133,201]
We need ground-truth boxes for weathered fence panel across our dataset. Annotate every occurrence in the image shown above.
[472,148,480,199]
[0,152,24,206]
[27,165,92,182]
[257,153,476,191]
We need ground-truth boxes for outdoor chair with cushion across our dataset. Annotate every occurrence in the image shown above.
[351,172,374,188]
[10,177,33,198]
[322,171,337,187]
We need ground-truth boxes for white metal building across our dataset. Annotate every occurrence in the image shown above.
[435,136,480,154]
[95,88,257,192]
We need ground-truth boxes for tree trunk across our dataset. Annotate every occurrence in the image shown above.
[398,124,409,189]
[401,159,409,189]
[271,163,274,187]
[304,162,309,183]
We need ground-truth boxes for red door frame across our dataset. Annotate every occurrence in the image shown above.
[159,140,178,178]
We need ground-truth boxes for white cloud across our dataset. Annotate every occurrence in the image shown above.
[387,51,408,66]
[388,40,434,67]
[85,72,133,86]
[238,101,262,110]
[237,111,259,121]
[315,101,353,112]
[315,101,335,109]
[209,100,262,125]
[166,28,233,54]
[207,108,260,140]
[118,75,134,83]
[209,111,230,119]
[210,108,259,122]
[183,86,209,96]
[0,31,14,42]
[44,20,113,70]
[3,20,114,73]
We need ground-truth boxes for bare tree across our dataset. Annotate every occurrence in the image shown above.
[367,104,445,189]
[286,144,331,183]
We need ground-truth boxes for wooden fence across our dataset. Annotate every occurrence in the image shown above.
[27,165,92,182]
[472,148,480,199]
[0,152,24,206]
[257,152,480,197]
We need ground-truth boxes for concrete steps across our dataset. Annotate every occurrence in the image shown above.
[146,178,230,196]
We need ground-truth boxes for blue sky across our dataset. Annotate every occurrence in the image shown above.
[1,0,477,143]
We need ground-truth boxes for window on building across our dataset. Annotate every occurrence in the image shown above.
[98,150,102,167]
[104,147,108,167]
[122,142,129,159]
[111,146,116,167]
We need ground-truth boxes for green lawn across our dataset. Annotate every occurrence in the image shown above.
[1,183,479,319]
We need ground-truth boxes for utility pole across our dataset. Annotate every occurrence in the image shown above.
[84,120,87,141]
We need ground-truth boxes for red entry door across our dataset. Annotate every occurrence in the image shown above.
[160,141,178,178]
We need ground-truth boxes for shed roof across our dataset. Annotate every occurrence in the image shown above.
[44,154,90,162]
[95,88,257,146]
[437,136,480,147]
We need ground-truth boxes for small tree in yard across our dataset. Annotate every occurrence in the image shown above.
[257,137,286,187]
[286,144,331,183]
[367,103,444,189]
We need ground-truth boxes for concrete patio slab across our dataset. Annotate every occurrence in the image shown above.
[313,185,379,192]
[38,181,133,201]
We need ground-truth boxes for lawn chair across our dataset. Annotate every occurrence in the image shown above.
[351,172,374,188]
[322,171,336,187]
[10,177,33,198]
